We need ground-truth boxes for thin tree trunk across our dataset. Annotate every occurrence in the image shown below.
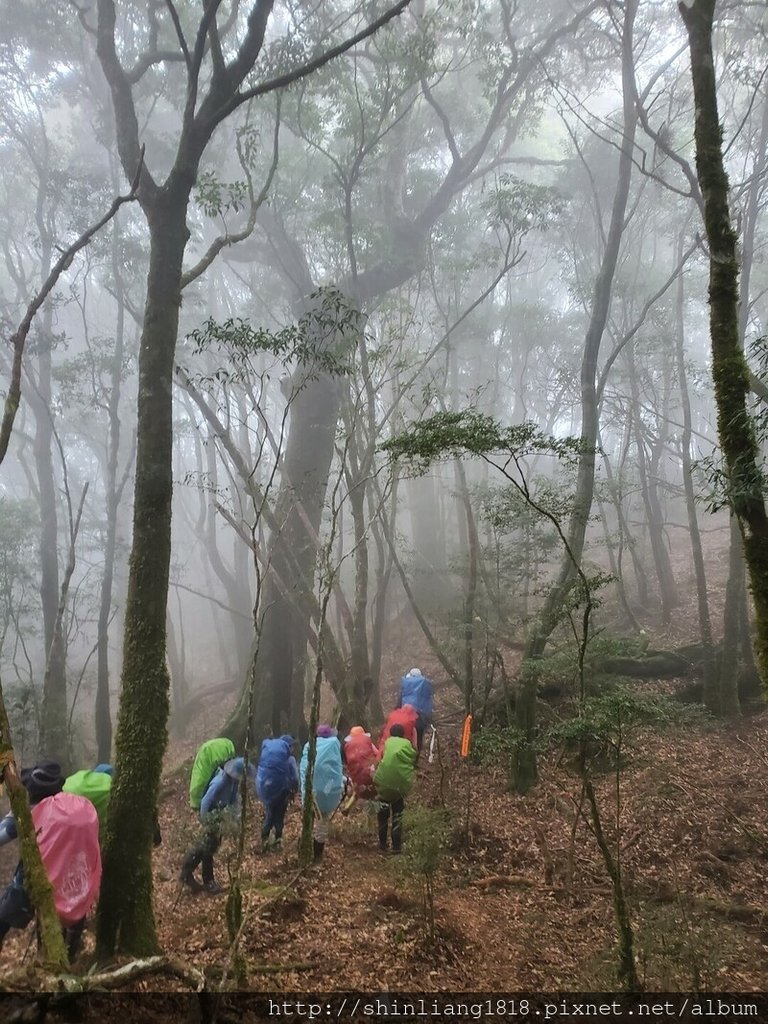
[96,195,128,764]
[455,458,479,715]
[674,236,718,708]
[627,346,677,625]
[40,484,89,765]
[513,0,638,792]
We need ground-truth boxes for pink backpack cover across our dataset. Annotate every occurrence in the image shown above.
[31,792,102,925]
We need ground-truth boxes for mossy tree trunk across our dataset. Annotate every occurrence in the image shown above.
[92,0,410,955]
[96,194,191,957]
[680,0,768,693]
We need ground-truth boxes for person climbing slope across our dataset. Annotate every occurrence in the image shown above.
[300,725,344,861]
[379,703,419,751]
[373,724,417,854]
[189,737,236,812]
[181,755,256,894]
[0,760,101,960]
[398,667,434,752]
[256,735,299,852]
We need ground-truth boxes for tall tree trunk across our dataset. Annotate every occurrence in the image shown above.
[454,458,478,715]
[347,447,372,723]
[368,475,397,723]
[680,0,768,691]
[407,473,446,609]
[627,346,677,625]
[96,194,190,957]
[601,423,650,609]
[512,0,638,792]
[675,236,718,708]
[95,198,129,764]
[247,354,346,741]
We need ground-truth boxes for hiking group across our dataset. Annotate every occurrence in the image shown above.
[0,668,433,952]
[180,668,434,893]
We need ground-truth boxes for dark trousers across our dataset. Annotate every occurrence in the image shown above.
[0,880,34,947]
[377,797,405,852]
[182,823,222,884]
[0,880,84,961]
[262,792,290,841]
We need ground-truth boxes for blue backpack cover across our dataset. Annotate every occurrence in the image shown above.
[400,674,433,717]
[300,737,344,815]
[257,738,294,803]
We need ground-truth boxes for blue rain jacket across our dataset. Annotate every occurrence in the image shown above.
[200,757,257,821]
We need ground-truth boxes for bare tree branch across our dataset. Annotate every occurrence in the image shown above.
[215,0,412,122]
[0,153,144,467]
[181,96,282,290]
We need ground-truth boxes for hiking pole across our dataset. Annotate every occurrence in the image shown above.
[427,725,437,764]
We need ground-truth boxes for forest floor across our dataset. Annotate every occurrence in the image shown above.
[3,671,765,991]
[6,687,767,994]
[147,707,768,992]
[3,518,768,993]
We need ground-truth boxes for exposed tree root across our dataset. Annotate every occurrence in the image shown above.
[1,955,206,994]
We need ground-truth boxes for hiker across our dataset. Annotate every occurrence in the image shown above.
[256,735,299,852]
[189,737,236,812]
[398,667,434,752]
[0,761,101,960]
[63,763,162,846]
[379,703,419,751]
[341,726,379,813]
[299,725,344,861]
[181,756,257,895]
[373,724,417,854]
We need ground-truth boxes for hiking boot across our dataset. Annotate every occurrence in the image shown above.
[180,871,204,893]
[274,837,284,851]
[203,879,225,895]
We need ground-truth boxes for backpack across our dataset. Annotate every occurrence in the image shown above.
[379,705,419,750]
[256,738,294,804]
[400,674,433,717]
[63,770,112,827]
[300,737,344,815]
[344,733,378,793]
[373,737,417,801]
[189,738,235,810]
[31,793,101,926]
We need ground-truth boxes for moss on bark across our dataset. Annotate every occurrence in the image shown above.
[680,0,768,695]
[96,199,189,958]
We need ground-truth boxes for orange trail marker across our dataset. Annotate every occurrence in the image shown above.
[460,714,473,758]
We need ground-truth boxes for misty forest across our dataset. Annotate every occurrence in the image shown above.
[1,0,768,1003]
